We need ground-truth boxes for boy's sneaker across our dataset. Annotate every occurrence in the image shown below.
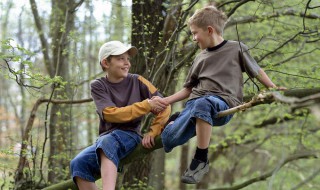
[181,159,209,184]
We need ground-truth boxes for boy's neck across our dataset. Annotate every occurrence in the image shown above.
[210,35,224,47]
[106,74,125,83]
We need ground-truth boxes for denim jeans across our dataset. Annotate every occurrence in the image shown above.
[161,95,233,153]
[70,130,141,183]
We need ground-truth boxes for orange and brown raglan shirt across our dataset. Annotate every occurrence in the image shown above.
[91,73,171,137]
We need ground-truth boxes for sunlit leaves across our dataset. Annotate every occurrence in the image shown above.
[1,39,67,90]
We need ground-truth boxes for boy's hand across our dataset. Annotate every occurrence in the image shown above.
[269,86,287,91]
[142,133,155,149]
[148,96,168,114]
[276,86,287,91]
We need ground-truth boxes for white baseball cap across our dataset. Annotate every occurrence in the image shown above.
[98,41,138,63]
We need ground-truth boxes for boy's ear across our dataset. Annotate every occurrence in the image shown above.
[101,59,109,69]
[207,26,215,34]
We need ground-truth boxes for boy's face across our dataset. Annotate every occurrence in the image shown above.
[190,24,211,50]
[104,52,131,82]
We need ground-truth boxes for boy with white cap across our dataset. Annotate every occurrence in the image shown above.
[70,41,171,190]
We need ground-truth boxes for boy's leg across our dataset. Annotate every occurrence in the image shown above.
[181,96,232,184]
[161,102,197,153]
[70,144,100,190]
[99,149,117,190]
[75,177,98,190]
[96,130,141,189]
[181,118,211,184]
[196,118,212,149]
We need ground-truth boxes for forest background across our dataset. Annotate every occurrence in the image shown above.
[0,0,320,190]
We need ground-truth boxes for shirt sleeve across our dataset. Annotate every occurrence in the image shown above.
[90,79,115,118]
[239,43,261,78]
[183,60,199,88]
[102,100,151,123]
[147,104,171,137]
[137,75,172,137]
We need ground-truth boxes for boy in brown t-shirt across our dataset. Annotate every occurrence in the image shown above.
[161,6,285,184]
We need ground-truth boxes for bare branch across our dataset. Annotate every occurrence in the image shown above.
[270,48,319,67]
[226,8,320,28]
[208,151,318,190]
[291,168,320,190]
[150,0,198,84]
[14,97,92,184]
[226,0,255,18]
[3,58,50,90]
[263,69,320,82]
[71,0,85,12]
[256,32,300,63]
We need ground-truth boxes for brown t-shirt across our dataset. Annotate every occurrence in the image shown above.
[184,40,260,108]
[91,73,170,136]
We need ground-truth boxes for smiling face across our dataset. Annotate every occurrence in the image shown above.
[102,52,131,83]
[190,24,212,50]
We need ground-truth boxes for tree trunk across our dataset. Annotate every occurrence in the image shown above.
[47,0,77,183]
[148,149,165,190]
[179,144,189,190]
[122,0,168,188]
[122,154,153,189]
[125,1,195,187]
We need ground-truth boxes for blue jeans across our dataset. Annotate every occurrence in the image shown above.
[70,130,141,183]
[161,95,233,153]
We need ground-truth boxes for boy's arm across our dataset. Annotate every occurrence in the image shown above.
[103,98,167,123]
[142,104,171,148]
[147,104,171,137]
[164,87,192,104]
[142,87,191,148]
[102,100,151,123]
[256,68,277,89]
[256,69,287,90]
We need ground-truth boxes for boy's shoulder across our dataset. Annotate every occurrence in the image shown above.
[90,77,106,88]
[226,40,249,50]
[128,73,140,79]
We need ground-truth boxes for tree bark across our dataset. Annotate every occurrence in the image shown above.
[47,0,77,183]
[179,143,189,190]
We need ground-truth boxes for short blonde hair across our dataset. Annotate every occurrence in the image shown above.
[188,6,228,35]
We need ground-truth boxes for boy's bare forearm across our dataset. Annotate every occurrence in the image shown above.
[257,69,277,89]
[257,69,287,90]
[164,87,192,104]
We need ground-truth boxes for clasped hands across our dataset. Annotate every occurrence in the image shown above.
[143,96,168,149]
[147,96,168,114]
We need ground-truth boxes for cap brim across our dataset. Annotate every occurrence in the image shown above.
[111,46,138,57]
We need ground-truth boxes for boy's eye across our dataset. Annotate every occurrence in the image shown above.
[117,57,131,61]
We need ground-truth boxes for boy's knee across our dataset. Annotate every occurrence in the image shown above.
[70,155,88,172]
[70,157,79,172]
[193,97,210,108]
[161,128,172,144]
